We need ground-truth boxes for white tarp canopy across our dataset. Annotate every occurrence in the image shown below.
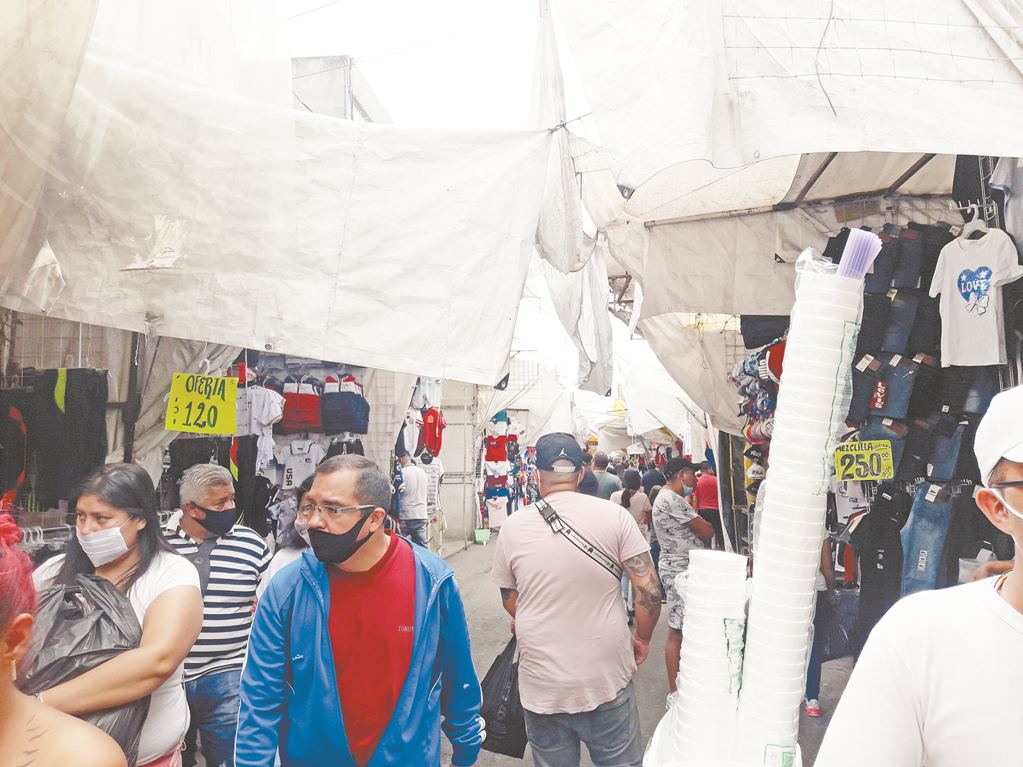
[0,1,553,386]
[549,0,1023,432]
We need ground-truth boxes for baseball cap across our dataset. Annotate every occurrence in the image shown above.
[975,385,1023,484]
[535,433,584,473]
[664,457,699,477]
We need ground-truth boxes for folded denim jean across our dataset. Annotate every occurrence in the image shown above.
[901,483,953,597]
[879,291,920,355]
[859,416,909,475]
[891,230,923,289]
[926,416,967,482]
[864,236,900,294]
[870,354,918,420]
[898,414,941,481]
[907,353,941,418]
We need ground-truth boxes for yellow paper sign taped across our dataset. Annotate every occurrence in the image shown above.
[165,373,237,435]
[834,440,895,481]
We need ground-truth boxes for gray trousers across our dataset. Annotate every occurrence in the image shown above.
[523,682,644,767]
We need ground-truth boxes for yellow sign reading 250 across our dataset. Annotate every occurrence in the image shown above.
[834,440,894,481]
[165,373,237,435]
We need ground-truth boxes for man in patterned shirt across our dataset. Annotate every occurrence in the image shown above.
[650,458,714,696]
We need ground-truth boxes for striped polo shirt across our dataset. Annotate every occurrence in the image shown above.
[164,513,271,682]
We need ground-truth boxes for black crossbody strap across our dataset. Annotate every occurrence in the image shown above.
[535,498,624,580]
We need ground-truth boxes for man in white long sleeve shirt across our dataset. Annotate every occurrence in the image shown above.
[817,385,1023,766]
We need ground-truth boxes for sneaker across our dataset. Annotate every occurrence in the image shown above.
[804,698,822,717]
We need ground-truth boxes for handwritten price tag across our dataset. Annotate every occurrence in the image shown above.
[165,373,237,435]
[834,440,894,481]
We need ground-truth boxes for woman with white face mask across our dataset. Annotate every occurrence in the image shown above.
[33,463,203,767]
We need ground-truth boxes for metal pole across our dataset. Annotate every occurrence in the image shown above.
[123,332,142,463]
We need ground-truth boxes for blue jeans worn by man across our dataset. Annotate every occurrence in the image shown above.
[402,517,429,547]
[184,669,241,767]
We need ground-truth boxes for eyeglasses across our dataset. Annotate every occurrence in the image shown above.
[989,480,1023,490]
[298,502,376,520]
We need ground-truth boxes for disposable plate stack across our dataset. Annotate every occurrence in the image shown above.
[734,233,881,764]
[644,550,748,765]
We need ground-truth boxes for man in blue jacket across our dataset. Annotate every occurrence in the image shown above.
[237,454,485,767]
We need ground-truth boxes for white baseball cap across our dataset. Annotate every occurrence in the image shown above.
[975,385,1023,484]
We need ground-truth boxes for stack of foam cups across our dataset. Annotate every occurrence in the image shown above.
[645,550,749,766]
[735,234,881,764]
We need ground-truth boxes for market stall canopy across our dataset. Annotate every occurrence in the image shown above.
[549,0,1023,432]
[0,0,552,386]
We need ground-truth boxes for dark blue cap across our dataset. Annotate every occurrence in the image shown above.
[535,432,583,473]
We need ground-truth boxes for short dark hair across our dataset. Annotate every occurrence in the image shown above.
[593,451,610,470]
[315,455,392,511]
[988,457,1015,487]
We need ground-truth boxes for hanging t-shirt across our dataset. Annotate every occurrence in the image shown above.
[829,475,869,525]
[277,439,326,490]
[236,385,286,471]
[929,229,1023,366]
[401,409,423,458]
[485,435,508,462]
[990,157,1023,254]
[421,408,446,455]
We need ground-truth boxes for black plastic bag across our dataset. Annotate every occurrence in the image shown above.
[18,575,151,766]
[480,637,527,758]
[820,588,860,662]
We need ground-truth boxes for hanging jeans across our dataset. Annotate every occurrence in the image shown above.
[901,484,953,597]
[879,292,920,355]
[864,237,900,294]
[859,418,909,476]
[941,366,1000,416]
[891,230,924,289]
[898,415,940,481]
[870,355,918,420]
[926,417,968,482]
[849,354,886,422]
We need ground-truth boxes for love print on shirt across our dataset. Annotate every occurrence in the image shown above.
[957,266,993,314]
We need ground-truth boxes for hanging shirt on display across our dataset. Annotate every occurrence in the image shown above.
[277,439,326,491]
[421,408,446,455]
[411,377,443,409]
[929,229,1023,366]
[401,409,423,458]
[235,385,286,471]
[829,475,870,525]
[485,435,508,462]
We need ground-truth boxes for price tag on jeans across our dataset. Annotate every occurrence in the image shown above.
[834,440,895,481]
[165,372,238,434]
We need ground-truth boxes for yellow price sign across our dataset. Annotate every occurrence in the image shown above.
[834,440,894,481]
[165,373,237,435]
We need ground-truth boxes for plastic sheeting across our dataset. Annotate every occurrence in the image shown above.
[556,0,1023,186]
[0,3,553,386]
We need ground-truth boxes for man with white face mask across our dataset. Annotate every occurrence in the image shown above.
[818,385,1023,766]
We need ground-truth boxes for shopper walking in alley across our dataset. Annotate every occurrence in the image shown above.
[33,464,204,767]
[818,385,1023,765]
[491,433,662,767]
[165,464,271,767]
[0,513,128,767]
[237,455,484,767]
[693,462,724,549]
[591,451,622,500]
[651,457,714,696]
[398,454,430,546]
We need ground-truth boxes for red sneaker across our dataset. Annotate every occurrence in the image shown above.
[804,698,822,718]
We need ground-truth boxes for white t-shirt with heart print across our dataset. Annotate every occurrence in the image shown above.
[929,229,1023,367]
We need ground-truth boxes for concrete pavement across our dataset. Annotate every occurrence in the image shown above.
[443,538,852,766]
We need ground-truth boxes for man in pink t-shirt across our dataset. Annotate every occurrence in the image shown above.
[491,433,661,767]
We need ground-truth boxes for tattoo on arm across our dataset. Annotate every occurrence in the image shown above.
[16,714,45,767]
[623,552,662,611]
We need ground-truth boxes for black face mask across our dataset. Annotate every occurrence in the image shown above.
[308,512,375,565]
[194,504,237,537]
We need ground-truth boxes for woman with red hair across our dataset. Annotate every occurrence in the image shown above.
[0,512,127,766]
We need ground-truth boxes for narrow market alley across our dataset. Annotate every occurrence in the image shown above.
[441,540,853,767]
